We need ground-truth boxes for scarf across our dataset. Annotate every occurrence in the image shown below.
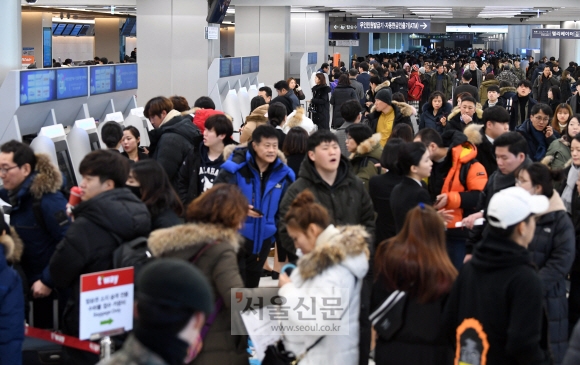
[529,122,548,162]
[562,164,580,213]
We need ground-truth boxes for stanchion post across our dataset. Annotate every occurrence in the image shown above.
[100,336,113,360]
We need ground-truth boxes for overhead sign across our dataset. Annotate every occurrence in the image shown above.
[531,29,580,39]
[329,21,358,33]
[332,40,360,46]
[79,267,134,340]
[357,18,431,33]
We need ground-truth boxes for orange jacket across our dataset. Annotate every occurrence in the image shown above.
[441,142,488,229]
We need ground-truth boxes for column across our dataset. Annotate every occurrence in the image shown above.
[22,12,52,67]
[235,6,290,86]
[541,24,560,60]
[0,0,21,84]
[94,18,122,63]
[136,0,216,107]
[560,21,580,68]
[290,12,328,70]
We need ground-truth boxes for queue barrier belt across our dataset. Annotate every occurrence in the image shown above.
[25,326,101,354]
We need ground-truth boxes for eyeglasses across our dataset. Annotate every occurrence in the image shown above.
[533,115,550,122]
[0,165,19,175]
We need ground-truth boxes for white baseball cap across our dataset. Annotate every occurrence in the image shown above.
[487,187,549,229]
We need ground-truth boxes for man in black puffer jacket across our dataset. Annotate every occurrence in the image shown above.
[145,96,201,190]
[50,150,151,365]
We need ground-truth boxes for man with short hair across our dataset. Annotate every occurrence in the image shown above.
[365,89,413,146]
[334,100,363,157]
[468,59,483,89]
[446,186,552,365]
[0,141,69,328]
[513,59,526,81]
[357,61,371,94]
[271,80,295,114]
[50,150,151,365]
[215,125,295,288]
[97,259,214,365]
[464,106,510,176]
[177,114,236,207]
[533,66,559,103]
[348,68,365,102]
[430,63,452,101]
[258,86,272,104]
[454,71,480,106]
[318,62,330,75]
[277,129,375,365]
[497,64,520,88]
[101,122,123,150]
[509,80,538,130]
[483,85,506,110]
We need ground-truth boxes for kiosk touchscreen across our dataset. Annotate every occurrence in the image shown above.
[75,118,101,151]
[38,124,77,189]
[56,67,88,100]
[90,66,115,95]
[20,70,57,105]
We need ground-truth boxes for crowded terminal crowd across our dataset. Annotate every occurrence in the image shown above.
[4,47,580,365]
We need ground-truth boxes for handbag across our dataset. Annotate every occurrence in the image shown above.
[369,290,407,340]
[262,335,324,365]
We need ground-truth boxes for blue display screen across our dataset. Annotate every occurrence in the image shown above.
[53,23,66,35]
[230,58,241,76]
[242,57,251,74]
[43,27,52,68]
[20,70,57,105]
[56,67,88,100]
[115,64,138,91]
[62,24,75,36]
[220,58,231,78]
[308,52,317,65]
[250,56,259,73]
[90,66,115,95]
[70,24,83,36]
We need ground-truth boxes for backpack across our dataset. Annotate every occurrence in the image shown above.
[360,156,382,175]
[408,75,424,100]
[112,235,152,274]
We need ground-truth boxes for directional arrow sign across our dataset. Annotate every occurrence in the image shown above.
[334,25,339,29]
[357,18,431,33]
[100,319,113,326]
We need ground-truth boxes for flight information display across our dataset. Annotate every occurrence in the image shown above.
[250,56,259,73]
[220,58,231,78]
[20,70,57,105]
[242,57,252,74]
[230,58,241,76]
[56,67,88,100]
[115,64,138,91]
[90,66,115,95]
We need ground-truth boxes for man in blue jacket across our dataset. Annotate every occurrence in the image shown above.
[215,125,295,288]
[0,141,69,328]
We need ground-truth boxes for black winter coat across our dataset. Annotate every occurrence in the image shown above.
[369,172,404,248]
[371,281,453,365]
[516,119,557,162]
[49,189,151,338]
[390,177,432,233]
[564,321,580,365]
[509,95,538,130]
[464,124,498,176]
[311,84,331,130]
[330,85,357,129]
[150,114,202,189]
[419,101,453,134]
[527,192,575,365]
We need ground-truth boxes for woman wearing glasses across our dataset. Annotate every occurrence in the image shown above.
[516,103,557,162]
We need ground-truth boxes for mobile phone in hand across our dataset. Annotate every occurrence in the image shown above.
[251,207,264,216]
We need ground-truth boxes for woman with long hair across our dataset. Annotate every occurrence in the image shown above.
[147,184,250,365]
[561,70,575,104]
[311,73,331,130]
[127,159,183,230]
[287,77,305,102]
[330,74,357,129]
[282,126,308,177]
[278,190,369,365]
[121,126,149,162]
[372,205,457,364]
[551,103,573,136]
[545,114,580,171]
[517,163,575,365]
[267,102,287,148]
[548,86,562,114]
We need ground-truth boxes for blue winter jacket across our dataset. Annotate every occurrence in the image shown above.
[216,145,295,254]
[0,234,24,365]
[0,154,69,289]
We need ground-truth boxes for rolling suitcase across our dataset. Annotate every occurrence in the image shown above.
[23,299,64,364]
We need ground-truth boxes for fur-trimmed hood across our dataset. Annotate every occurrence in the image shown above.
[538,190,567,216]
[0,227,23,263]
[500,86,517,96]
[286,107,305,129]
[298,225,370,280]
[222,143,287,164]
[350,133,382,160]
[463,123,484,146]
[447,104,484,121]
[244,104,269,124]
[370,100,415,117]
[374,80,391,93]
[30,154,63,199]
[147,222,242,257]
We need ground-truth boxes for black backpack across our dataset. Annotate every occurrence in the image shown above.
[112,235,152,275]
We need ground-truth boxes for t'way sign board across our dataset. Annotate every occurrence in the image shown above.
[79,267,134,340]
